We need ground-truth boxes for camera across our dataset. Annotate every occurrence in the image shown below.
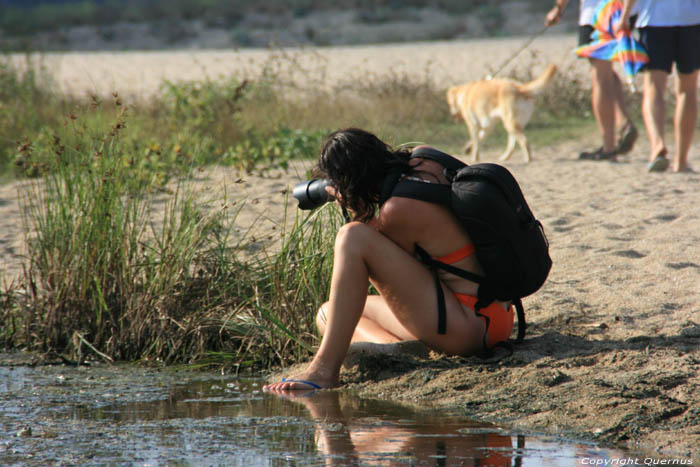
[293,179,333,210]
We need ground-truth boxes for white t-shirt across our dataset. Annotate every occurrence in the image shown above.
[579,0,602,26]
[578,0,644,26]
[632,0,700,27]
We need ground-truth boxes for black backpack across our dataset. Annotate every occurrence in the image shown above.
[380,146,552,349]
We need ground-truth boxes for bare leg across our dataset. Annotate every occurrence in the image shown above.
[264,222,486,391]
[673,70,699,172]
[590,59,624,153]
[642,70,669,161]
[610,71,630,126]
[317,296,412,344]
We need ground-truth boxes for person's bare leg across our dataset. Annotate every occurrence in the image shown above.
[673,70,699,172]
[590,59,619,153]
[264,222,486,392]
[317,296,412,344]
[642,70,669,161]
[610,71,632,128]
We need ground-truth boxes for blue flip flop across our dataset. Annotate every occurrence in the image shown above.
[281,378,322,389]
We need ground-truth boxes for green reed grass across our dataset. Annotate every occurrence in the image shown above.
[206,205,341,370]
[15,107,223,360]
[3,105,340,367]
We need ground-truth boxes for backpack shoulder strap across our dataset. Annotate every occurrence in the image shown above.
[386,147,466,206]
[378,146,461,207]
[389,179,452,207]
[410,147,467,174]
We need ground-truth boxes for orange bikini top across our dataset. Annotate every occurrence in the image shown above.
[433,243,475,264]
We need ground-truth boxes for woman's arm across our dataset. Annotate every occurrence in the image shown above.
[374,197,431,254]
[614,0,637,35]
[545,0,568,26]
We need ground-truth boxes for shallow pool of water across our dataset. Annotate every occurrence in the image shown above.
[0,359,645,466]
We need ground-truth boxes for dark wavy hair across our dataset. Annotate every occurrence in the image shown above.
[317,128,412,222]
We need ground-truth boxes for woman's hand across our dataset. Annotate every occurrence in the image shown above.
[613,13,631,37]
[325,184,338,201]
[545,3,565,26]
[613,0,636,37]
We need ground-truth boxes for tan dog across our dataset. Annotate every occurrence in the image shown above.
[447,64,557,163]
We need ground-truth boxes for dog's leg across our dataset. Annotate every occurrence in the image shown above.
[502,97,534,163]
[505,129,531,163]
[471,123,498,162]
[499,133,517,161]
[500,107,532,163]
[464,117,480,162]
[519,135,532,163]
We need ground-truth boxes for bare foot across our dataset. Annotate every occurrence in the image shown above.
[263,368,338,393]
[673,165,695,173]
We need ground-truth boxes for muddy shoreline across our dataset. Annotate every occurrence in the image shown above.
[336,333,699,460]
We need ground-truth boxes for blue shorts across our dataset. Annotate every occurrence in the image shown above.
[639,25,700,74]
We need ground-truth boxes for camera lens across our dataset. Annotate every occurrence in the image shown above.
[293,179,333,210]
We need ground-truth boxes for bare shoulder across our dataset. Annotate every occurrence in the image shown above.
[381,193,455,233]
[376,197,431,249]
[379,196,431,227]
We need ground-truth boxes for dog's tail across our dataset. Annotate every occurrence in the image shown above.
[518,64,557,96]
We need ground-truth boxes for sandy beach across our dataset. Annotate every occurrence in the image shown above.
[12,34,586,100]
[3,37,700,459]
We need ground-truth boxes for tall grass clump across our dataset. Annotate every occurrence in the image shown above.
[2,100,340,367]
[198,205,342,370]
[15,103,222,360]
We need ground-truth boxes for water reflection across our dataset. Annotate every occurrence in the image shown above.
[66,377,634,465]
[283,389,517,466]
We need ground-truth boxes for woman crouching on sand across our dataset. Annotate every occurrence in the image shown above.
[263,128,513,393]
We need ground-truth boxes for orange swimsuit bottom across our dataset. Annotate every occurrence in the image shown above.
[433,244,514,349]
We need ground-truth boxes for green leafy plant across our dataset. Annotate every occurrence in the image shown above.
[226,127,325,173]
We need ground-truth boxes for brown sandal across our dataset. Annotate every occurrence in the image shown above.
[579,147,617,161]
[616,123,638,155]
